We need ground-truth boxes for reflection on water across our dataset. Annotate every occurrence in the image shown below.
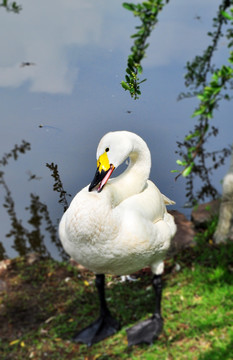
[26,171,42,181]
[20,62,36,68]
[0,141,67,260]
[46,162,71,213]
[0,0,22,13]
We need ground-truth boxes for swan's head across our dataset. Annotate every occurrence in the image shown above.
[89,131,134,193]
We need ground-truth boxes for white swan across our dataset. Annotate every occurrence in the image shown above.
[59,131,176,346]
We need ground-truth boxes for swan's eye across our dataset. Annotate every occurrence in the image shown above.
[105,147,109,152]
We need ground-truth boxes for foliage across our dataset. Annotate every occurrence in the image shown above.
[122,0,233,204]
[0,141,30,258]
[25,194,62,256]
[0,140,31,166]
[46,162,71,213]
[0,142,66,260]
[0,0,21,13]
[121,0,169,99]
[174,1,233,203]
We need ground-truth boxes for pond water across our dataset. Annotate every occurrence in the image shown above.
[0,0,232,260]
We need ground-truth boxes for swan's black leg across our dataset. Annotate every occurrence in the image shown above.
[127,274,163,346]
[153,274,163,317]
[73,274,120,346]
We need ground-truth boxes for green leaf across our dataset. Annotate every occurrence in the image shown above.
[191,107,205,118]
[139,78,147,84]
[212,87,221,95]
[185,131,200,141]
[188,146,196,153]
[228,52,233,64]
[131,33,142,39]
[221,10,233,21]
[182,165,193,177]
[121,81,131,91]
[137,65,143,74]
[122,3,136,11]
[142,2,152,10]
[126,67,133,75]
[176,159,187,166]
[203,86,213,93]
[197,94,205,101]
[207,112,213,119]
[212,73,219,82]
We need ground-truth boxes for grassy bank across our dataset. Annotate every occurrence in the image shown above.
[0,234,233,360]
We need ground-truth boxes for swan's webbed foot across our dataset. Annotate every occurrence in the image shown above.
[126,313,163,346]
[73,313,120,346]
[127,273,164,346]
[73,274,120,346]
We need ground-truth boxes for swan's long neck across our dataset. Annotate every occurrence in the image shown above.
[108,133,151,205]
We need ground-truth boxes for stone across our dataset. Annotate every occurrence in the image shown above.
[191,199,221,228]
[0,259,12,274]
[168,210,195,256]
[26,252,41,265]
[213,171,233,244]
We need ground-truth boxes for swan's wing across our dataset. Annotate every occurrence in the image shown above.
[116,180,176,260]
[118,180,166,224]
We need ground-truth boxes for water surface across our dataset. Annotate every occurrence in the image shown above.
[0,0,232,259]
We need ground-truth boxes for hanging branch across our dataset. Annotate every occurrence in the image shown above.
[180,0,232,95]
[121,0,169,99]
[173,3,233,204]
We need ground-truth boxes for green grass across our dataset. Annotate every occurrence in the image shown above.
[0,233,233,359]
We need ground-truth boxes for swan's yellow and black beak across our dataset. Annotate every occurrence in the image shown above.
[89,151,115,193]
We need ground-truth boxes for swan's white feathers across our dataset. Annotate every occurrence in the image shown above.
[59,131,176,276]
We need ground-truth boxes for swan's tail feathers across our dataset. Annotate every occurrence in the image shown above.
[162,194,176,206]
